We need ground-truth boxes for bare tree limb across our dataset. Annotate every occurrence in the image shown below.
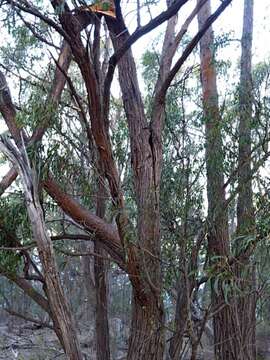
[5,308,54,330]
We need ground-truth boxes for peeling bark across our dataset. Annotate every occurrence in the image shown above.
[0,137,83,360]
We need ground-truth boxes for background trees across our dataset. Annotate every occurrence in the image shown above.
[0,0,270,359]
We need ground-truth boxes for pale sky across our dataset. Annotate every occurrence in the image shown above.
[129,0,270,64]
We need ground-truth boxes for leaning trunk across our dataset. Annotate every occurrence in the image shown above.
[0,139,83,360]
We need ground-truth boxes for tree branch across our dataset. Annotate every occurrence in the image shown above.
[43,177,125,265]
[157,0,233,103]
[5,308,54,330]
[103,0,190,115]
[0,41,72,195]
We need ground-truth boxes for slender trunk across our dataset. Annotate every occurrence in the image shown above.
[169,139,195,359]
[169,235,193,359]
[197,2,232,359]
[95,242,110,360]
[169,271,189,359]
[235,0,256,358]
[169,242,202,359]
[81,242,96,322]
[198,2,256,359]
[34,228,83,360]
[95,170,111,360]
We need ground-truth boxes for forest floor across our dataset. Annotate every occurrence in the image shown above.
[0,323,67,360]
[1,319,270,360]
[0,321,99,360]
[0,315,126,360]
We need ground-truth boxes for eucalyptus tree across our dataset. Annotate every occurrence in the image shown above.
[235,0,256,358]
[197,2,231,357]
[197,0,260,359]
[0,0,233,358]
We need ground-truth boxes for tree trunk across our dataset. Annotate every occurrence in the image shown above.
[169,271,189,359]
[95,242,110,360]
[95,170,111,360]
[197,1,232,359]
[235,0,256,358]
[198,2,257,359]
[127,294,164,360]
[107,17,166,360]
[169,235,194,359]
[81,242,96,322]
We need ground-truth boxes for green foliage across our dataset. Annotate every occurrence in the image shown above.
[1,25,43,71]
[141,50,159,94]
[253,61,270,89]
[0,194,31,241]
[16,93,55,131]
[0,249,21,275]
[214,31,235,53]
[255,189,270,240]
[0,195,26,273]
[101,2,110,11]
